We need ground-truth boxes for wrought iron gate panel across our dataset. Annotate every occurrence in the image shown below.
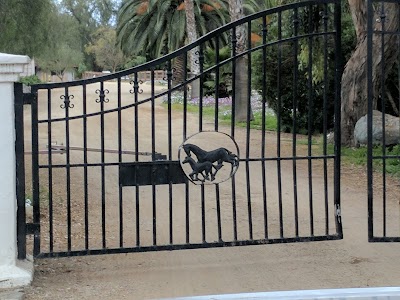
[18,0,342,258]
[367,0,400,242]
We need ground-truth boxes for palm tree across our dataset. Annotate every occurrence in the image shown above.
[228,0,252,121]
[184,0,200,97]
[228,0,281,121]
[117,0,229,85]
[184,0,200,75]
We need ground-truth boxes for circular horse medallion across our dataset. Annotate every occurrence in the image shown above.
[178,131,240,185]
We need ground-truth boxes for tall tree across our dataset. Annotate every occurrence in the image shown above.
[86,27,126,72]
[0,0,53,56]
[36,11,84,80]
[184,0,201,97]
[117,0,228,58]
[117,0,229,85]
[60,0,120,68]
[184,0,200,75]
[228,0,252,121]
[38,46,84,80]
[341,1,399,145]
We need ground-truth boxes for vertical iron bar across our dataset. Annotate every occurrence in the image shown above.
[47,88,53,252]
[292,8,300,237]
[368,0,376,241]
[134,73,141,246]
[307,5,314,236]
[216,184,222,241]
[183,53,188,140]
[197,48,206,242]
[334,0,343,236]
[277,11,284,238]
[322,3,330,235]
[214,37,222,241]
[231,174,237,241]
[231,26,237,137]
[147,70,153,157]
[182,54,190,244]
[380,2,387,237]
[397,1,400,235]
[215,37,220,131]
[169,182,173,244]
[185,183,190,244]
[201,187,206,243]
[231,26,238,240]
[246,20,253,240]
[65,87,72,251]
[151,69,157,246]
[100,82,106,249]
[15,83,26,260]
[398,2,400,238]
[167,61,173,244]
[118,78,123,247]
[83,83,89,250]
[261,15,269,239]
[199,45,204,132]
[31,86,40,257]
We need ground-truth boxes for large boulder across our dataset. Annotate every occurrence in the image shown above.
[354,110,400,146]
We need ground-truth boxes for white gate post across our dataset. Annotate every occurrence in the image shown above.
[0,53,33,288]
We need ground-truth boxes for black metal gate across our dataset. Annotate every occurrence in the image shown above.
[16,0,343,259]
[367,0,400,242]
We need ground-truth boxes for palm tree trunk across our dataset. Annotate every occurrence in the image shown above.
[173,54,186,88]
[184,0,199,74]
[228,0,253,122]
[184,0,200,98]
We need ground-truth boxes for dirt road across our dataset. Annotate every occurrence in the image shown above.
[23,82,400,300]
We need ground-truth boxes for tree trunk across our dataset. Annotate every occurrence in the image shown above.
[184,0,199,74]
[228,0,253,122]
[184,0,200,98]
[172,53,186,88]
[341,1,399,146]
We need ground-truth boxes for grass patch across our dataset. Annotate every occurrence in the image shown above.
[167,92,400,179]
[234,110,278,131]
[165,92,277,131]
[326,141,400,178]
[25,186,50,206]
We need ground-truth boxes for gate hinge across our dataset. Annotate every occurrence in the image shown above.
[22,92,37,105]
[335,204,341,223]
[26,223,40,235]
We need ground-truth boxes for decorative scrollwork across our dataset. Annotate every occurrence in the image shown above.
[258,23,268,36]
[163,65,175,81]
[129,79,143,94]
[194,50,201,65]
[60,94,74,109]
[95,89,110,103]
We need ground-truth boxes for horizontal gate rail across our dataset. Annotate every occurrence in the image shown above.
[24,145,166,159]
[34,235,342,259]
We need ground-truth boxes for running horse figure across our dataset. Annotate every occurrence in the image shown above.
[182,143,239,178]
[182,156,219,182]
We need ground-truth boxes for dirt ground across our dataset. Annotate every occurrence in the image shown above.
[22,82,400,300]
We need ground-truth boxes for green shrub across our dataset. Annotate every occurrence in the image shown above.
[19,75,42,86]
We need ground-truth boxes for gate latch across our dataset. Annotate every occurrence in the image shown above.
[335,204,341,223]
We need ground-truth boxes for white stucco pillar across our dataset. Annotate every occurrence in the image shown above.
[0,53,33,288]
